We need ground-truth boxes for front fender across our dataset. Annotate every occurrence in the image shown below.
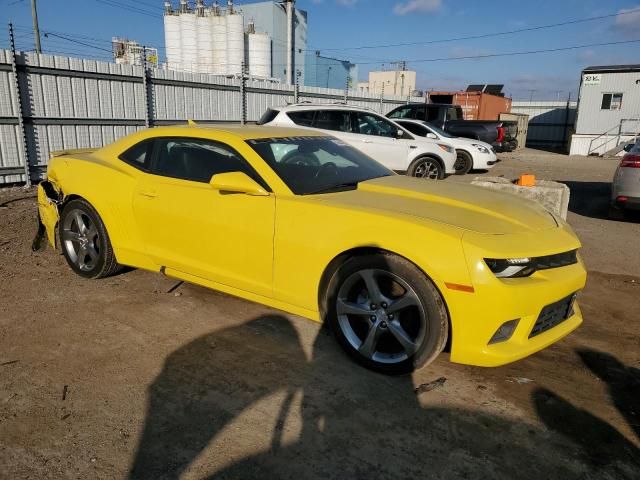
[36,181,63,249]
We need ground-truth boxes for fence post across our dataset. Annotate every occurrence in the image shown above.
[562,92,571,151]
[8,24,31,187]
[240,62,247,125]
[379,83,385,113]
[344,75,350,103]
[294,71,300,103]
[142,46,153,127]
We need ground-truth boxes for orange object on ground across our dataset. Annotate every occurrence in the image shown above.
[517,174,536,187]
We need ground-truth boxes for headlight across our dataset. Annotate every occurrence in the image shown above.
[484,257,536,278]
[472,143,490,154]
[437,143,454,154]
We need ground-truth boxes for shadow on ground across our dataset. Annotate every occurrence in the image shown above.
[127,315,640,480]
[563,181,640,222]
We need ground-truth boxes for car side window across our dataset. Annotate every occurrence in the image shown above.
[287,110,316,127]
[425,106,440,122]
[119,139,154,170]
[151,138,269,189]
[313,110,353,133]
[354,112,398,138]
[388,106,413,119]
[400,122,427,137]
[446,107,460,121]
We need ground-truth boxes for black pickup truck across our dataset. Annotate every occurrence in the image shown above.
[387,103,518,152]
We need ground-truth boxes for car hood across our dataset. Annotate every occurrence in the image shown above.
[450,136,493,150]
[314,175,557,235]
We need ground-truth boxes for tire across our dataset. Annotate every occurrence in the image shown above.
[453,150,473,175]
[407,156,444,180]
[324,253,449,375]
[59,199,122,279]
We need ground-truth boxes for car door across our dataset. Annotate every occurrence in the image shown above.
[351,111,409,170]
[132,137,275,297]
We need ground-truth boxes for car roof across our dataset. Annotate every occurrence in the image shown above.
[393,119,429,125]
[151,124,328,140]
[274,103,375,113]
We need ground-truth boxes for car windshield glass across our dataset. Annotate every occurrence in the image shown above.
[247,136,393,195]
[424,123,455,138]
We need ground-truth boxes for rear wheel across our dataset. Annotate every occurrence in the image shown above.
[408,156,444,180]
[59,199,121,279]
[325,253,448,375]
[453,150,473,175]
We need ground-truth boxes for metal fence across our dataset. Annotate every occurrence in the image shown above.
[511,100,577,150]
[0,47,422,185]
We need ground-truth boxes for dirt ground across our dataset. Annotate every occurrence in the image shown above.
[1,148,639,479]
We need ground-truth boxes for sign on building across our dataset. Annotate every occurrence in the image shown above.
[583,74,601,86]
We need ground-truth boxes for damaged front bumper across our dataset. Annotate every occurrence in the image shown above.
[33,181,62,251]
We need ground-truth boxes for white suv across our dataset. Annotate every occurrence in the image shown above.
[258,104,457,179]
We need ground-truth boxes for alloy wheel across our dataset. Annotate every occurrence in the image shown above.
[413,160,440,179]
[336,268,427,364]
[61,208,101,272]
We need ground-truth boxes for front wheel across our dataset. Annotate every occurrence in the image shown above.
[453,150,473,175]
[407,157,445,180]
[59,199,122,279]
[325,253,449,375]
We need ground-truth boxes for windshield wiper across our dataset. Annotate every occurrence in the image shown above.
[304,182,359,195]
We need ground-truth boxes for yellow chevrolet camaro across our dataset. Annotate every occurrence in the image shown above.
[36,125,586,374]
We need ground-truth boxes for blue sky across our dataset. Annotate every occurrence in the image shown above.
[2,0,639,100]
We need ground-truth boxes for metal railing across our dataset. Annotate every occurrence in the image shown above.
[588,118,640,156]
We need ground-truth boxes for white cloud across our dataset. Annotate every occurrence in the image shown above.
[336,0,357,6]
[393,0,442,16]
[614,6,640,35]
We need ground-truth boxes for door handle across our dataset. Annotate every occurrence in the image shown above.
[362,139,373,143]
[139,189,157,198]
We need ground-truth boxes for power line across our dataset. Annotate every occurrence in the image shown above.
[42,32,114,53]
[390,38,640,65]
[317,6,640,52]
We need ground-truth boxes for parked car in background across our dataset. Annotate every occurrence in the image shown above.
[386,103,518,152]
[610,141,640,219]
[259,104,457,179]
[393,119,498,175]
[36,125,587,374]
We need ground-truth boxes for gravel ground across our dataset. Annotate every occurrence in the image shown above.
[0,148,639,479]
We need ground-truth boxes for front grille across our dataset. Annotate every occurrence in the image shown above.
[534,250,578,270]
[529,293,577,338]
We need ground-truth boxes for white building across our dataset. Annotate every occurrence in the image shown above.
[569,64,640,156]
[356,69,417,97]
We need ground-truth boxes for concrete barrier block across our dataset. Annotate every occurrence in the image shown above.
[471,177,570,220]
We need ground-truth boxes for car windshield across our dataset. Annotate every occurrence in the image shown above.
[247,136,393,195]
[424,123,455,138]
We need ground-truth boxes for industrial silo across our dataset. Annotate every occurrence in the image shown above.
[248,32,271,78]
[226,11,244,75]
[211,13,227,75]
[196,14,213,73]
[163,3,182,71]
[180,12,198,73]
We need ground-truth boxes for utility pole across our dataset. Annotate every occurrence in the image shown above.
[31,0,42,54]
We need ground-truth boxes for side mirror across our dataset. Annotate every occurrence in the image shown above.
[209,172,269,196]
[396,129,405,139]
[623,143,634,152]
[426,132,438,140]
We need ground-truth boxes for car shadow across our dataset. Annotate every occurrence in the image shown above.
[127,315,640,479]
[561,181,611,220]
[562,181,640,222]
[534,348,640,475]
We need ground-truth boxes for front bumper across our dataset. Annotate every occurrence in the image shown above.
[445,226,586,367]
[471,151,498,170]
